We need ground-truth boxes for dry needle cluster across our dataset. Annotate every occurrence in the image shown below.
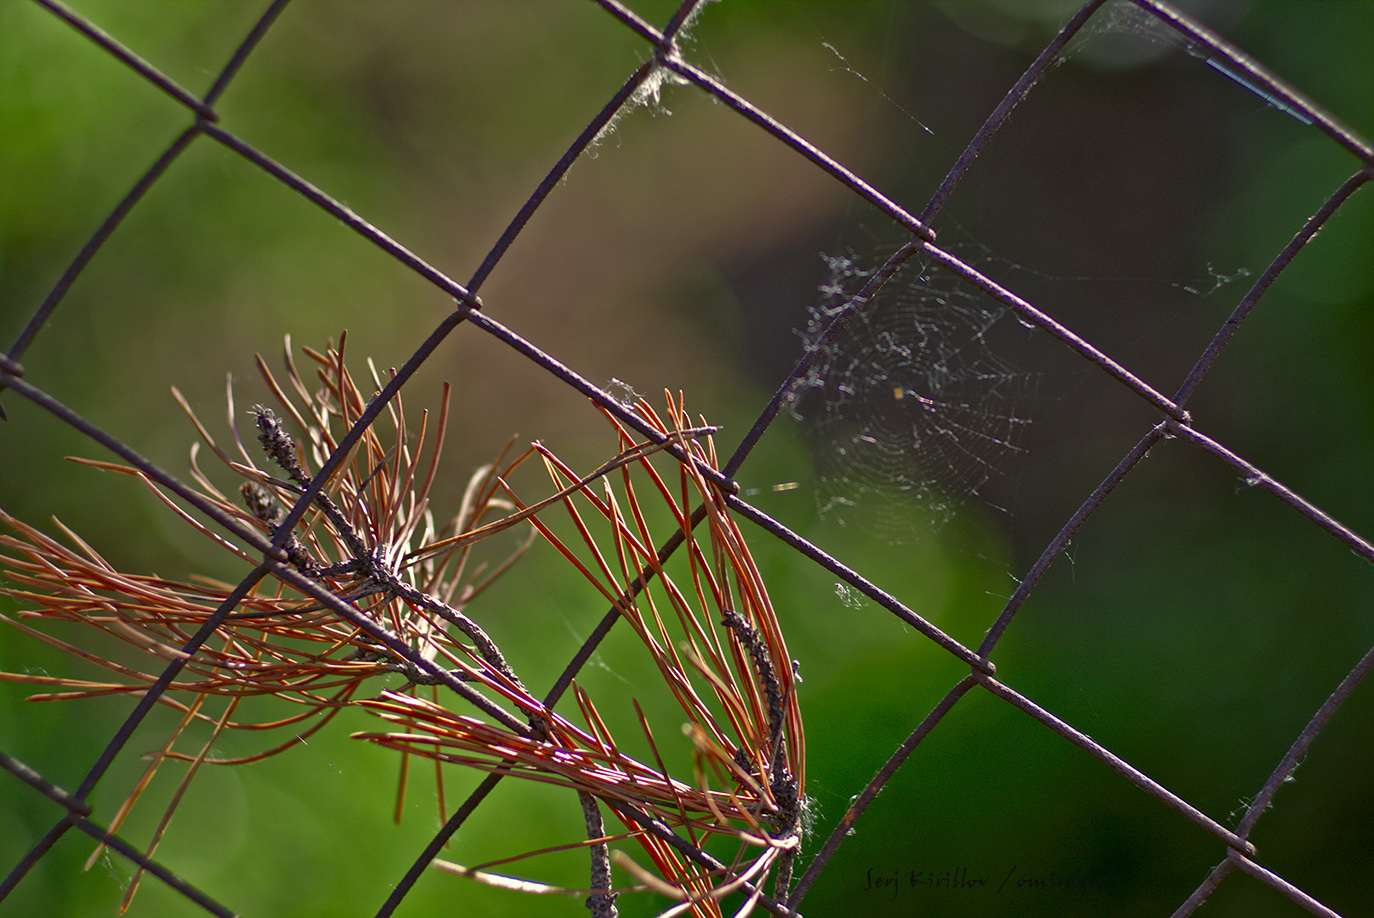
[1,336,804,917]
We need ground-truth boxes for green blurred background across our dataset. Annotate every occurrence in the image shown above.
[1,1,1370,916]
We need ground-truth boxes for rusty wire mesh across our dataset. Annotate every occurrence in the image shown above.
[1,1,1371,916]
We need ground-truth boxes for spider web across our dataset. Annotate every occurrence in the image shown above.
[786,252,1033,539]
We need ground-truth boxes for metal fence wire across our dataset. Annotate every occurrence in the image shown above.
[1,1,1371,916]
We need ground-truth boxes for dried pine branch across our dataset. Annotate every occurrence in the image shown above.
[353,392,807,916]
[1,337,803,916]
[1,335,540,908]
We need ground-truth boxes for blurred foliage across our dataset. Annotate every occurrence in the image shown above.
[2,1,1371,917]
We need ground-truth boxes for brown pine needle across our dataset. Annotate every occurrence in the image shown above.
[2,342,802,914]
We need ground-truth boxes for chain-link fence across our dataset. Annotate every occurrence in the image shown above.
[2,1,1370,916]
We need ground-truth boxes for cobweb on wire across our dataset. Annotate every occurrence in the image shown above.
[786,252,1033,539]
